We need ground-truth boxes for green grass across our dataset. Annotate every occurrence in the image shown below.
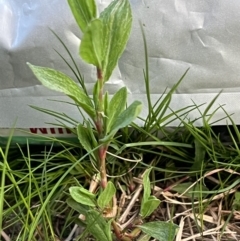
[1,93,240,240]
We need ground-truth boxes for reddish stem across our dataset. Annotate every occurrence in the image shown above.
[99,145,108,189]
[95,68,132,240]
[112,221,123,240]
[95,68,109,189]
[97,67,103,80]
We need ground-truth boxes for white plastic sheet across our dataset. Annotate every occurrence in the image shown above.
[1,0,240,130]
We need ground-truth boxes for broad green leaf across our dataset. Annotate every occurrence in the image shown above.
[27,63,95,119]
[140,197,160,218]
[111,101,142,132]
[86,210,112,241]
[77,123,92,152]
[80,19,104,67]
[171,182,209,199]
[138,221,179,241]
[77,123,97,160]
[68,0,97,32]
[97,181,116,209]
[66,197,89,216]
[107,87,127,133]
[69,186,96,207]
[100,0,132,82]
[101,100,142,142]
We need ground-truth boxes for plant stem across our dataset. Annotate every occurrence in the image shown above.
[99,145,108,189]
[112,220,123,240]
[95,67,108,189]
[96,68,104,136]
[112,221,133,241]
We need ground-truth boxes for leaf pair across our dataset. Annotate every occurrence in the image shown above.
[140,168,160,218]
[69,182,116,241]
[69,0,132,82]
[75,86,142,153]
[69,181,116,209]
[101,87,142,143]
[139,169,178,241]
[68,196,112,241]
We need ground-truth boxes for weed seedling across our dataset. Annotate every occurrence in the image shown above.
[27,0,178,240]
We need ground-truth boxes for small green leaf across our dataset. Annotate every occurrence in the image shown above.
[97,181,116,209]
[77,123,97,160]
[140,168,160,218]
[68,0,97,32]
[171,182,209,199]
[69,186,96,207]
[101,100,142,142]
[111,101,142,132]
[141,197,160,218]
[86,210,112,241]
[27,63,95,119]
[80,19,104,67]
[142,168,152,203]
[138,221,179,241]
[66,197,89,216]
[100,0,132,82]
[107,87,127,133]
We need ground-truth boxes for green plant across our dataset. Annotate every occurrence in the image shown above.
[27,0,179,240]
[27,0,141,190]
